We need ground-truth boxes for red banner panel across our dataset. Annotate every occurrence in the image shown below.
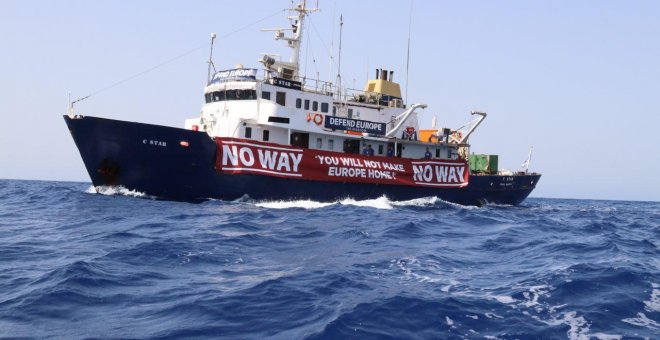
[215,138,469,188]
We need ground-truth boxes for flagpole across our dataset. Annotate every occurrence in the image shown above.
[521,146,533,173]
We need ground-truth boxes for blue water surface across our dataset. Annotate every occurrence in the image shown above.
[0,179,658,339]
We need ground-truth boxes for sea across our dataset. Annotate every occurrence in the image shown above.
[0,179,657,339]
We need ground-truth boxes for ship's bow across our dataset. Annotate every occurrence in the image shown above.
[64,115,217,200]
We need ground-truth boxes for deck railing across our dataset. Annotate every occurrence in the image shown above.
[211,68,405,109]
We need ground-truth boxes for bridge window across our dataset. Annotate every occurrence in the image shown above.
[316,138,323,149]
[262,91,271,100]
[263,130,270,142]
[328,139,334,150]
[206,90,257,103]
[268,116,289,124]
[313,101,318,111]
[321,102,329,113]
[436,149,441,158]
[245,127,252,139]
[304,99,310,110]
[378,145,384,155]
[276,91,286,106]
[296,98,302,109]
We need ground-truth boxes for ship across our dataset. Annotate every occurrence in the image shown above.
[64,1,540,206]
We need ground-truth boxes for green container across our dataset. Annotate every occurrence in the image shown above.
[469,154,499,174]
[469,155,482,171]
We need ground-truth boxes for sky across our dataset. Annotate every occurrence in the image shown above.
[1,0,658,202]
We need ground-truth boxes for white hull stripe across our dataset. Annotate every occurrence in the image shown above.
[221,167,303,177]
[222,141,304,153]
[411,161,467,166]
[412,181,468,188]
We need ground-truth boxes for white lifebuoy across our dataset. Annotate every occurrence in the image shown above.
[313,113,323,125]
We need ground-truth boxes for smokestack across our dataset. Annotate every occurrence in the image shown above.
[376,68,380,79]
[381,69,388,81]
[389,70,394,82]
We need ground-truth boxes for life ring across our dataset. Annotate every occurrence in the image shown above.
[313,113,323,125]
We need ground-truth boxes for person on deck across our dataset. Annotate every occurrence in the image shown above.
[362,145,369,156]
[363,144,374,156]
[424,147,432,159]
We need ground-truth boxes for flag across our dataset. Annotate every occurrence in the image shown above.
[521,147,533,171]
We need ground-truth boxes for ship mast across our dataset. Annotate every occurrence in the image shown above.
[336,14,343,99]
[289,1,305,68]
[206,33,217,85]
[260,1,318,80]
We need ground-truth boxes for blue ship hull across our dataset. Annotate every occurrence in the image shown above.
[64,115,540,206]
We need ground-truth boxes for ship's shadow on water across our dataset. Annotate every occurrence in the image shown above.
[0,180,658,339]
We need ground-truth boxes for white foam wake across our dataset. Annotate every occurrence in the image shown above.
[254,195,456,210]
[84,188,481,210]
[255,200,334,210]
[86,185,148,198]
[339,196,395,210]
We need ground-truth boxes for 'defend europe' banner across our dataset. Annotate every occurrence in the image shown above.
[323,116,387,135]
[214,138,469,188]
[210,68,257,83]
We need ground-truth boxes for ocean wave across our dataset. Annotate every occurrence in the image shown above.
[619,282,660,330]
[622,312,660,329]
[1,180,659,339]
[645,283,660,312]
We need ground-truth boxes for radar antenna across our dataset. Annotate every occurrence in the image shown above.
[260,1,319,79]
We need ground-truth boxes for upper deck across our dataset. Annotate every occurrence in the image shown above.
[185,1,480,163]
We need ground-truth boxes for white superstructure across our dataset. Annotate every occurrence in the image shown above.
[185,0,479,161]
